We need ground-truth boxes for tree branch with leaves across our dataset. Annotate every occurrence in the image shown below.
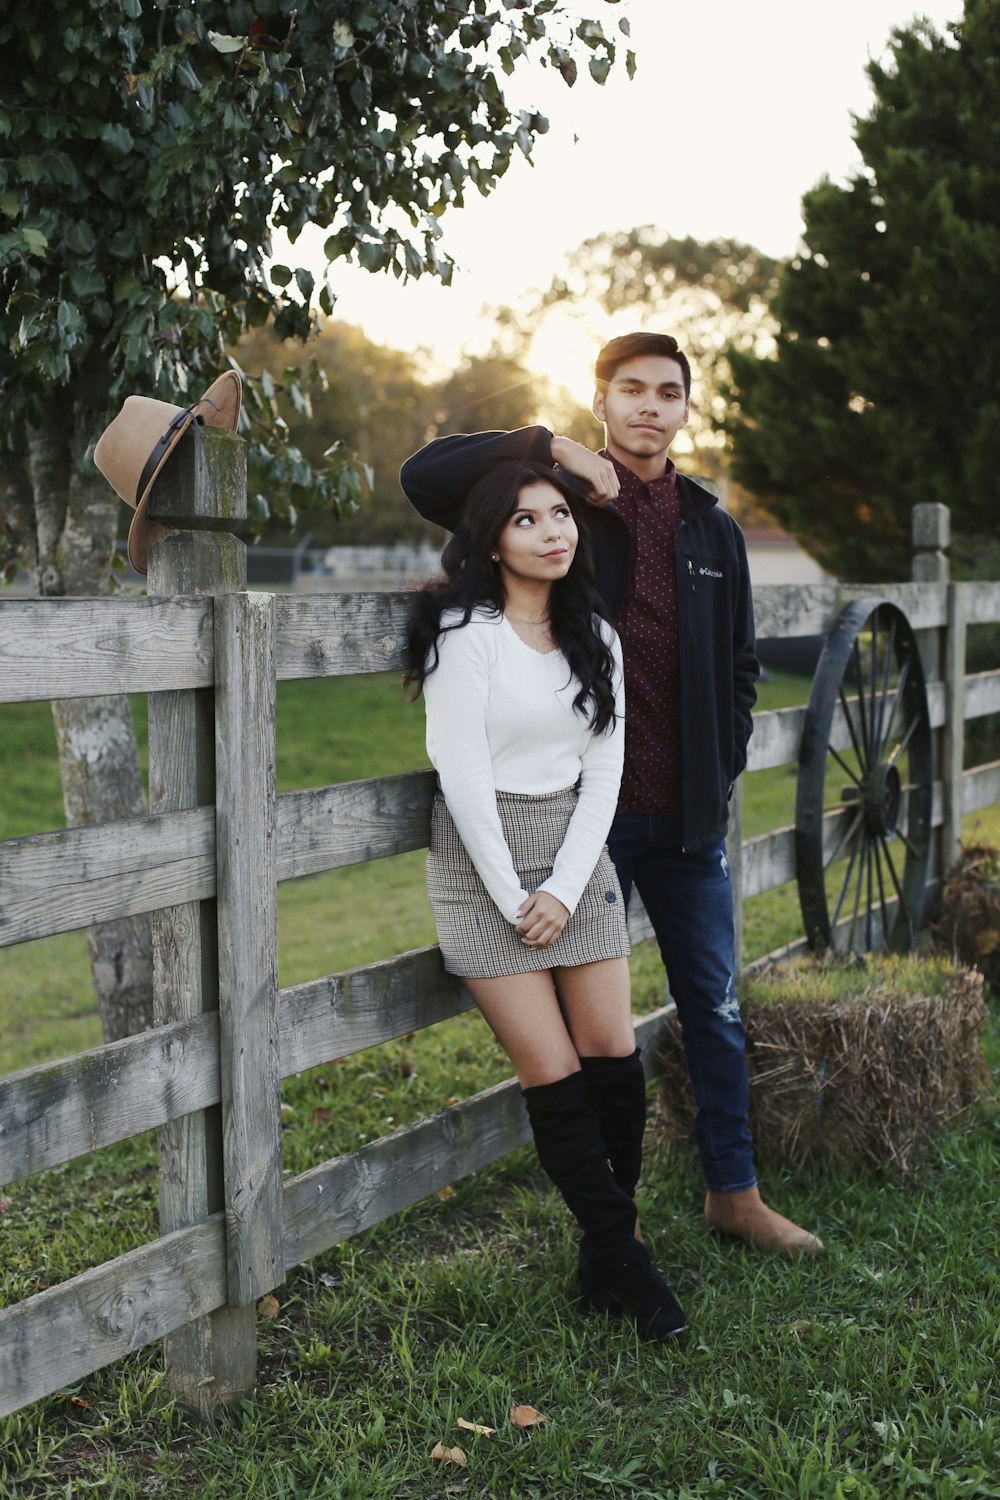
[0,0,631,1038]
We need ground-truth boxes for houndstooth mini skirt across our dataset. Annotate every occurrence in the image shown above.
[426,786,631,979]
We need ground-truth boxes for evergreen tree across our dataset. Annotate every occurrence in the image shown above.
[725,2,1000,581]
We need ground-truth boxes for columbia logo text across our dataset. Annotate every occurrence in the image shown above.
[698,566,723,579]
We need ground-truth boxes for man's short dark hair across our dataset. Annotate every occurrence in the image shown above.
[595,333,691,399]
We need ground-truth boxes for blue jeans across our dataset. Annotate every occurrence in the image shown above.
[608,813,756,1194]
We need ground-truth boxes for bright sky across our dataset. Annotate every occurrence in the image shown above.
[288,0,962,403]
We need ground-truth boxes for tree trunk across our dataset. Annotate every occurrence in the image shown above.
[23,379,154,1043]
[0,459,37,582]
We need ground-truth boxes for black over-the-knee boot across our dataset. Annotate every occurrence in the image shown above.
[579,1048,647,1197]
[521,1071,685,1341]
[577,1049,648,1309]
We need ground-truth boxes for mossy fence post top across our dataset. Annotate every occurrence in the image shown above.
[146,424,249,597]
[146,423,248,529]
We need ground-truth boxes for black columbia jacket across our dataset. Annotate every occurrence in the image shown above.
[399,427,759,852]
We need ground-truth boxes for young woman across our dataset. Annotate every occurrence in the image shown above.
[405,458,685,1341]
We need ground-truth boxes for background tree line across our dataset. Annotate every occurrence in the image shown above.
[4,0,999,1044]
[233,321,600,549]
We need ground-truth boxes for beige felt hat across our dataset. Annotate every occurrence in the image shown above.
[94,370,242,574]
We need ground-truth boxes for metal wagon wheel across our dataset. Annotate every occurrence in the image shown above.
[795,598,933,955]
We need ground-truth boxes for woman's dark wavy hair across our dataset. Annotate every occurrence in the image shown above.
[404,460,618,734]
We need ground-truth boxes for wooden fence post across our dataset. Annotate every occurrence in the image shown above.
[943,582,967,875]
[214,592,282,1306]
[145,424,262,1413]
[912,502,950,902]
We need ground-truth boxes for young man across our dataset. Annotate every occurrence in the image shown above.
[400,331,823,1259]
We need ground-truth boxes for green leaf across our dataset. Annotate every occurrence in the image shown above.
[56,300,82,333]
[293,267,315,301]
[68,267,105,297]
[576,20,606,48]
[113,273,144,304]
[46,152,80,187]
[121,0,142,16]
[549,47,577,87]
[270,264,293,287]
[323,230,354,261]
[588,54,612,85]
[207,31,247,54]
[403,242,423,278]
[21,226,48,256]
[176,59,201,90]
[16,155,43,184]
[0,191,19,219]
[65,220,97,255]
[100,123,135,154]
[357,239,387,272]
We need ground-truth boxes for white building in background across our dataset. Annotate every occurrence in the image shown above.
[742,527,829,586]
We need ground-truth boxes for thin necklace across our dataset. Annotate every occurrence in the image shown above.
[505,612,551,624]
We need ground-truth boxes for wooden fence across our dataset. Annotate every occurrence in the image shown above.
[1,433,998,1419]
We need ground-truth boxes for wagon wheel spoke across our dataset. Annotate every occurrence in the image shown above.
[828,743,863,789]
[880,653,911,754]
[830,834,863,932]
[885,710,921,768]
[872,837,893,948]
[837,683,867,774]
[847,831,869,952]
[850,639,872,768]
[878,833,906,908]
[878,834,919,943]
[824,807,864,870]
[895,826,923,863]
[873,614,898,757]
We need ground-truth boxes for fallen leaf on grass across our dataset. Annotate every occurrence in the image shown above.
[0,1196,13,1214]
[510,1404,546,1427]
[430,1442,468,1466]
[457,1418,495,1436]
[310,1107,332,1125]
[57,1393,92,1407]
[436,1185,456,1201]
[257,1294,280,1319]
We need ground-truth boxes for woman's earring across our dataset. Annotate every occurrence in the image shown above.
[491,553,499,562]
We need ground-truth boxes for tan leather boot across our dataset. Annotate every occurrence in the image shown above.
[704,1186,825,1259]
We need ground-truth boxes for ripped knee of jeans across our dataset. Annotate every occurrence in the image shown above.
[714,971,741,1024]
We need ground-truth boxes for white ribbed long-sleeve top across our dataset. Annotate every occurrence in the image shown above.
[423,607,626,924]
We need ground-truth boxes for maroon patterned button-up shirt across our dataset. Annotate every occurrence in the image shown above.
[606,453,682,814]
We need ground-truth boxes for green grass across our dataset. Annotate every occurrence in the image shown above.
[2,1058,999,1497]
[2,670,1000,1495]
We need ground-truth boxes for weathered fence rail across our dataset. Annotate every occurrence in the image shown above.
[1,435,998,1419]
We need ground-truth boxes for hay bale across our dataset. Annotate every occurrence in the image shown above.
[932,845,1000,996]
[656,956,987,1178]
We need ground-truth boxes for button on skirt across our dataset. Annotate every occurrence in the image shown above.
[426,787,631,979]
